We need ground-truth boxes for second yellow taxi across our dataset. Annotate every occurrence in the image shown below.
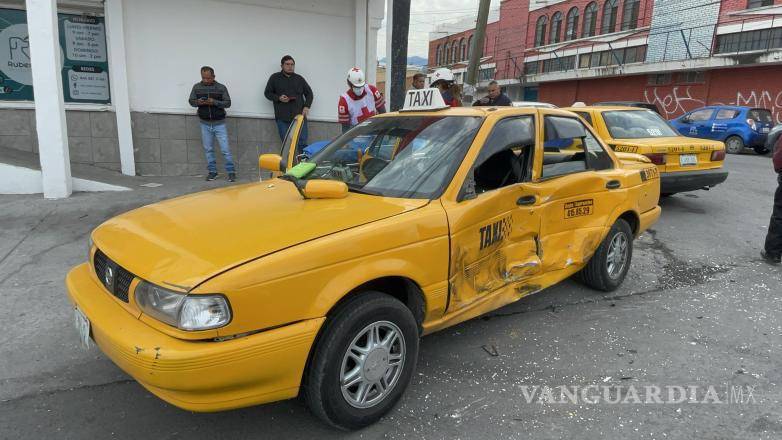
[564,105,728,195]
[66,90,660,430]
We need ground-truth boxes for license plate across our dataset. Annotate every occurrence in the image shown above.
[762,127,770,133]
[679,154,697,166]
[73,307,91,349]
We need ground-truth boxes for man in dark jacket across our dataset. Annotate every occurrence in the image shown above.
[472,81,512,107]
[264,55,314,155]
[188,66,235,182]
[762,136,782,264]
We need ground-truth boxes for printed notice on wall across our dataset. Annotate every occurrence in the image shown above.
[64,17,107,62]
[67,66,109,101]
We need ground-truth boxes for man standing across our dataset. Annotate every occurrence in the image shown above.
[761,137,782,264]
[338,67,386,133]
[188,66,235,182]
[472,81,512,106]
[411,73,426,90]
[264,55,314,154]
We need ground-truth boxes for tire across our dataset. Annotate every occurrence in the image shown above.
[660,193,675,198]
[578,219,634,292]
[725,136,744,154]
[753,146,770,155]
[303,291,419,430]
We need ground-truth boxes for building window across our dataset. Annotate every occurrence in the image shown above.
[550,12,563,44]
[535,16,548,46]
[479,67,496,81]
[566,8,580,40]
[747,0,773,8]
[620,0,640,31]
[525,61,540,75]
[452,43,459,63]
[541,55,576,73]
[467,35,473,59]
[677,71,705,84]
[460,38,467,61]
[648,73,672,85]
[715,28,782,54]
[436,45,442,65]
[602,0,619,34]
[578,45,646,68]
[582,2,598,38]
[443,42,450,64]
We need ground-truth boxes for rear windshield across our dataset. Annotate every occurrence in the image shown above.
[749,109,773,123]
[602,110,678,139]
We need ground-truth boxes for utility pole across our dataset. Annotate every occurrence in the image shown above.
[463,0,491,106]
[389,0,411,111]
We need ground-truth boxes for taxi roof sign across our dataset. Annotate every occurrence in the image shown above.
[400,88,449,112]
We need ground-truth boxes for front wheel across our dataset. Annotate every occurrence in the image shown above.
[578,219,634,292]
[303,291,419,430]
[725,136,744,154]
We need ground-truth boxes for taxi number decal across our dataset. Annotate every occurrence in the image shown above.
[479,216,512,250]
[640,167,660,181]
[564,199,594,219]
[613,145,638,153]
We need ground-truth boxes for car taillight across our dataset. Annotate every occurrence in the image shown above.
[747,118,757,130]
[644,153,666,165]
[711,149,726,161]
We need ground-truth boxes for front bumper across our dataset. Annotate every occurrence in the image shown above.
[66,263,323,412]
[661,168,729,194]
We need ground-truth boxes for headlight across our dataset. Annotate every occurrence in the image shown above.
[134,281,231,331]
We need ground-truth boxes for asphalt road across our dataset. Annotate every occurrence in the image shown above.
[1,154,781,440]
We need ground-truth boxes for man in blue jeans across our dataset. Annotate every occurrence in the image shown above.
[188,66,236,181]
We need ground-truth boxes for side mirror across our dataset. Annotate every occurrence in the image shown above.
[302,180,348,199]
[259,154,284,172]
[681,115,691,123]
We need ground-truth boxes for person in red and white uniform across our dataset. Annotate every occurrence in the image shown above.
[338,67,386,133]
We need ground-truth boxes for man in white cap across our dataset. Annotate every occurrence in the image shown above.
[338,67,386,133]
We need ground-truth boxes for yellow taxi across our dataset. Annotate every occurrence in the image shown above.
[67,90,660,430]
[563,106,728,195]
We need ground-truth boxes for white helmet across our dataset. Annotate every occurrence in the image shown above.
[431,67,454,85]
[347,67,366,87]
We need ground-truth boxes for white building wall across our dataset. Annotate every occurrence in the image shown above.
[122,0,370,122]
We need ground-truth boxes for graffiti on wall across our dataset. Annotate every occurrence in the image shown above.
[645,86,782,123]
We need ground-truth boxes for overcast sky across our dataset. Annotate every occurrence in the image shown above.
[376,0,502,60]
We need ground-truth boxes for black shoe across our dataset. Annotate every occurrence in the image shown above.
[206,172,218,181]
[227,172,236,182]
[760,250,781,265]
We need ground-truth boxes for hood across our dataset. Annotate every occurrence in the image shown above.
[92,180,428,290]
[613,137,723,152]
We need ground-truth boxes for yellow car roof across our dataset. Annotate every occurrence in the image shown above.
[562,105,648,112]
[377,106,577,118]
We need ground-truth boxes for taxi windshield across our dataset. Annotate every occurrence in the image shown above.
[299,115,483,199]
[603,110,678,139]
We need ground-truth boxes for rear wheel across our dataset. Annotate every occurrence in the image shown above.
[725,136,744,154]
[303,291,419,430]
[578,219,633,292]
[753,146,770,155]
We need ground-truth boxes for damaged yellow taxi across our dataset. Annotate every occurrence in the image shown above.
[67,90,660,430]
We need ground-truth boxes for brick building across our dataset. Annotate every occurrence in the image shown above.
[429,0,782,123]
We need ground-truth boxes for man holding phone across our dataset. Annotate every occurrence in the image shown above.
[264,55,314,155]
[188,66,236,182]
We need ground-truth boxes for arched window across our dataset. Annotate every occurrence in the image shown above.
[460,38,467,60]
[550,12,563,44]
[582,2,598,37]
[444,42,450,64]
[602,0,619,34]
[621,0,640,31]
[535,15,548,47]
[565,7,579,41]
[467,35,474,59]
[435,44,442,65]
[452,43,459,63]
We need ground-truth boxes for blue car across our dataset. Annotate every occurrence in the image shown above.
[669,106,774,154]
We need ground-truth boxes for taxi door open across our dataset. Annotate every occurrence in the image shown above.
[441,115,543,312]
[278,114,305,175]
[525,111,627,272]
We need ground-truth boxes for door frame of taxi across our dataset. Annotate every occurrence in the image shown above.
[281,114,305,170]
[440,113,543,313]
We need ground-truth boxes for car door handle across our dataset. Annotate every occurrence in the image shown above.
[606,180,621,190]
[517,195,537,206]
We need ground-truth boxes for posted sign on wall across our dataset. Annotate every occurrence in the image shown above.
[0,8,111,104]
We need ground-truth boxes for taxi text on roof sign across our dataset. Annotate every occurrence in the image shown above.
[401,88,449,112]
